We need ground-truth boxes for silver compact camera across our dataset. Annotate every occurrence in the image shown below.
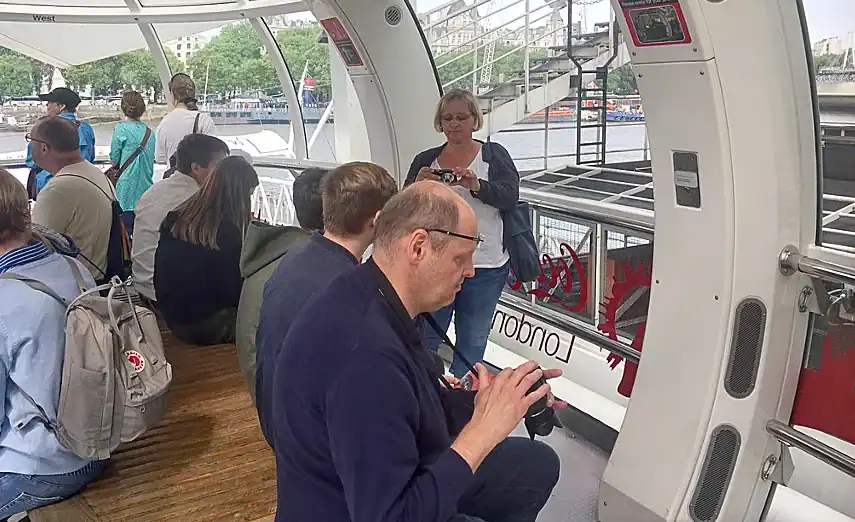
[432,168,457,184]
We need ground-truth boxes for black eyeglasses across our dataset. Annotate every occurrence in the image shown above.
[25,134,48,146]
[426,228,483,245]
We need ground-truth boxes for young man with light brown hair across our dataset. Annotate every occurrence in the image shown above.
[255,161,398,446]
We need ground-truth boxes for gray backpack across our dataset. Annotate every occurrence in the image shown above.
[1,256,172,460]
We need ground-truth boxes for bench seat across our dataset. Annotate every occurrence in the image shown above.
[29,331,276,522]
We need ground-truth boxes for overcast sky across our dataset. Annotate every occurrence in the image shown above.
[411,0,855,43]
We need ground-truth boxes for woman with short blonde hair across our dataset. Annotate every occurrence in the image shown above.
[405,88,521,378]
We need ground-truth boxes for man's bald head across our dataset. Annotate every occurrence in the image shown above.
[373,180,472,254]
[32,115,80,153]
[373,180,478,314]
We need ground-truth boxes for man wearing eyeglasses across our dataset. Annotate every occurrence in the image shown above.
[24,87,95,199]
[28,116,114,281]
[270,180,561,522]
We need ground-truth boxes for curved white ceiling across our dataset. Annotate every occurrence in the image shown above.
[0,0,307,67]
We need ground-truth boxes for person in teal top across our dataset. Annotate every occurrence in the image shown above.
[109,90,155,234]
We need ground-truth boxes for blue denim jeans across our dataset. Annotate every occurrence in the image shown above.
[0,460,106,521]
[426,261,510,377]
[452,437,560,522]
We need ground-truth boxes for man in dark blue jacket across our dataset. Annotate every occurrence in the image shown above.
[271,181,561,522]
[255,161,398,446]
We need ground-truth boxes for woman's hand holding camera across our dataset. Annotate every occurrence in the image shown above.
[451,361,562,471]
[450,167,480,192]
[415,167,440,182]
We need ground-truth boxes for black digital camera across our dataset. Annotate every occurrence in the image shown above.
[432,168,457,184]
[523,372,556,439]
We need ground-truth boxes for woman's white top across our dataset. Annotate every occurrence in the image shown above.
[433,147,509,269]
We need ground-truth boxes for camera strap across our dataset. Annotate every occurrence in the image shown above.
[364,258,458,390]
[420,312,479,378]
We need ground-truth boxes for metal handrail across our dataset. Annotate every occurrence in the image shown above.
[767,420,855,481]
[424,0,499,33]
[501,292,642,364]
[442,22,567,88]
[519,188,654,235]
[779,246,855,287]
[435,4,552,65]
[427,0,530,47]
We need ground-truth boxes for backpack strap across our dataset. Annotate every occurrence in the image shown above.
[62,255,88,294]
[0,270,67,431]
[193,113,200,134]
[60,173,117,202]
[0,272,69,307]
[116,127,152,176]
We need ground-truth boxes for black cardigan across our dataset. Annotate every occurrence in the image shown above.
[405,139,520,212]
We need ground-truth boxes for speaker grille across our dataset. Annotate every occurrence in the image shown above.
[690,425,741,522]
[724,298,766,398]
[384,5,403,25]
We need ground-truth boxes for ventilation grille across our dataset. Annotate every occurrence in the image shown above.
[384,5,403,25]
[724,298,766,398]
[690,425,741,522]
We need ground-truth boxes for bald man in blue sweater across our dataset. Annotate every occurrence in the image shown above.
[271,181,561,522]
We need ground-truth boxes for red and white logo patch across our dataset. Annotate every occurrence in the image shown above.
[126,350,146,372]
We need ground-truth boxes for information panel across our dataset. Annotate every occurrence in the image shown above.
[618,0,692,47]
[319,17,365,67]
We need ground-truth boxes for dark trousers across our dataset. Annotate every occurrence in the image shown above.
[121,211,135,237]
[453,437,560,522]
[171,308,238,346]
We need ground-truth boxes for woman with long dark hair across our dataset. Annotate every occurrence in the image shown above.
[154,155,259,345]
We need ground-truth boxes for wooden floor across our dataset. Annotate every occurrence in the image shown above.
[29,331,277,522]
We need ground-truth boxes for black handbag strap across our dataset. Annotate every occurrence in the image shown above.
[117,127,152,175]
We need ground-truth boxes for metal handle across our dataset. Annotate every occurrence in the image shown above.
[780,245,855,288]
[767,420,855,481]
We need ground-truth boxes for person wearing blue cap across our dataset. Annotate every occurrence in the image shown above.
[24,87,96,198]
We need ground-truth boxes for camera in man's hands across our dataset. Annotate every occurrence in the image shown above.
[454,366,562,440]
[523,371,561,440]
[432,168,457,184]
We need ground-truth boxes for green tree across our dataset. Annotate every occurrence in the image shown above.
[120,49,181,100]
[63,56,124,95]
[435,44,547,92]
[188,22,274,97]
[276,27,331,100]
[0,54,35,98]
[608,64,637,95]
[30,60,54,93]
[814,52,844,72]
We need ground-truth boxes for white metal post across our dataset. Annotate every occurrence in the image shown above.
[248,17,308,159]
[122,0,171,105]
[524,0,530,114]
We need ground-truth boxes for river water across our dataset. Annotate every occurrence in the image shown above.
[0,119,650,174]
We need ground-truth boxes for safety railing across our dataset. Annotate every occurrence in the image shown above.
[776,245,855,482]
[419,0,574,95]
[249,160,651,366]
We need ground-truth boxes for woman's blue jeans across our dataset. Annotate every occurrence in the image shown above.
[426,261,510,377]
[0,460,106,521]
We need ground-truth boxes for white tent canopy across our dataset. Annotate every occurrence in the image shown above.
[0,0,306,67]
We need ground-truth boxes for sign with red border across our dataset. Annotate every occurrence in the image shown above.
[618,0,692,47]
[320,17,364,67]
